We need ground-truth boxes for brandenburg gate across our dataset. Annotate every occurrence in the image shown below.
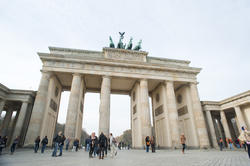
[22,45,210,149]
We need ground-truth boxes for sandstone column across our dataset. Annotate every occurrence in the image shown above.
[1,109,13,136]
[7,111,19,145]
[220,110,231,139]
[165,81,179,148]
[140,79,152,139]
[234,106,247,130]
[65,74,82,139]
[190,83,210,148]
[11,102,29,144]
[99,76,111,136]
[205,110,218,148]
[0,100,5,118]
[24,71,52,146]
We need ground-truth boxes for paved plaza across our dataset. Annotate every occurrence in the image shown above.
[0,149,249,166]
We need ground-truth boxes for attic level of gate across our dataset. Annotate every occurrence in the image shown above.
[46,46,192,67]
[38,46,201,93]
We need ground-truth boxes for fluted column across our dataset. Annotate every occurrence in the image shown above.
[1,109,13,136]
[165,81,179,148]
[140,79,152,139]
[0,100,5,118]
[234,106,247,130]
[99,76,111,136]
[65,74,82,139]
[11,102,29,144]
[205,111,218,148]
[190,83,210,148]
[220,110,231,139]
[24,71,52,146]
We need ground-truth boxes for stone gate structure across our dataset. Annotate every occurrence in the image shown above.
[24,46,210,148]
[0,46,249,149]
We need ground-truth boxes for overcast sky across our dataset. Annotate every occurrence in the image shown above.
[0,0,249,136]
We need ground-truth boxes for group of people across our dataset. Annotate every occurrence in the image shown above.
[0,135,19,155]
[33,136,49,153]
[218,126,250,155]
[0,135,8,155]
[145,134,187,154]
[145,136,156,153]
[118,142,130,150]
[87,132,117,159]
[1,126,249,159]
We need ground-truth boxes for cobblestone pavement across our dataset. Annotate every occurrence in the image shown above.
[0,148,249,166]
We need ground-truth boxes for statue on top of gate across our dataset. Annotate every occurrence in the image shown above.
[108,32,142,51]
[117,32,126,49]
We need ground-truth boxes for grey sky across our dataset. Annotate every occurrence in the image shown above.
[0,0,249,136]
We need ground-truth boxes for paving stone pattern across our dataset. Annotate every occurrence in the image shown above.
[0,149,249,166]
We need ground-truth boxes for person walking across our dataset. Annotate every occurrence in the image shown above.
[109,133,117,158]
[41,136,48,153]
[10,136,19,155]
[151,136,156,153]
[145,136,150,152]
[73,138,79,152]
[65,137,70,151]
[85,137,91,152]
[98,132,107,159]
[228,138,233,150]
[52,131,63,157]
[104,134,108,157]
[219,137,223,151]
[89,132,98,158]
[238,126,250,159]
[235,138,240,148]
[3,136,8,148]
[180,133,186,154]
[58,135,66,156]
[0,136,4,155]
[34,136,40,153]
[242,141,247,151]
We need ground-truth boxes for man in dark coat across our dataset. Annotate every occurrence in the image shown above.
[10,136,19,155]
[34,136,40,153]
[0,136,4,155]
[73,138,80,152]
[58,135,66,156]
[41,136,48,153]
[52,131,63,157]
[98,132,107,159]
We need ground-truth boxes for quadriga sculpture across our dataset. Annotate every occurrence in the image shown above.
[133,40,142,51]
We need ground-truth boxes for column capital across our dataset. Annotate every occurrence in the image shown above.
[164,80,174,84]
[188,81,199,86]
[140,78,147,81]
[164,80,174,87]
[40,70,55,80]
[102,75,111,79]
[234,105,241,109]
[72,73,82,77]
[40,70,53,75]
